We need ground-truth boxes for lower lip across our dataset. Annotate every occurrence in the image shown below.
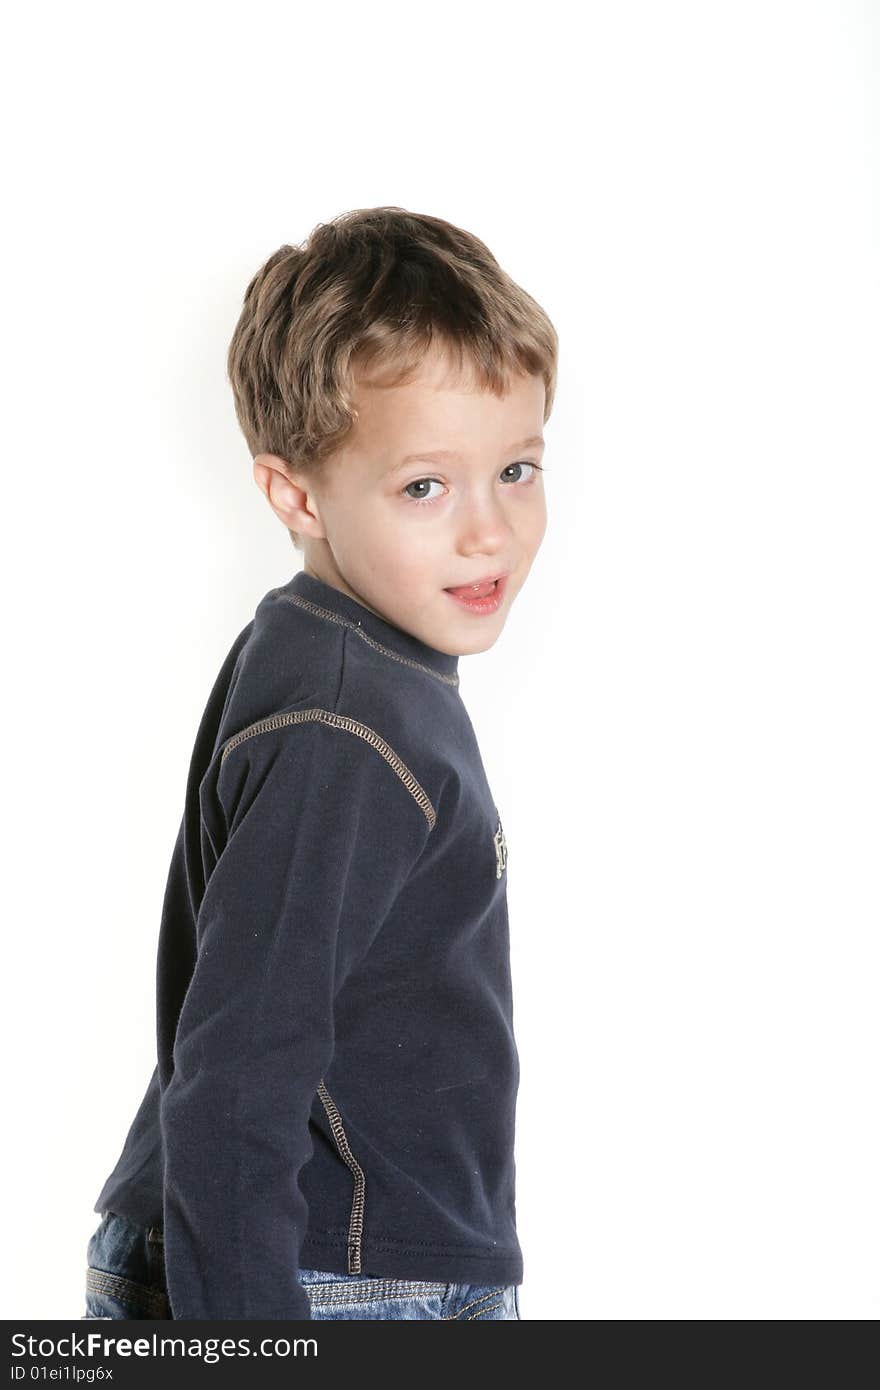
[443,575,507,615]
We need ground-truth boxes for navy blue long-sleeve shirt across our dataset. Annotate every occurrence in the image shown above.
[93,568,522,1319]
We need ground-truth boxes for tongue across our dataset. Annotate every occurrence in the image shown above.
[448,580,496,598]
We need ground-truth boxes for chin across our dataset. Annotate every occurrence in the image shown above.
[460,633,502,656]
[425,635,460,658]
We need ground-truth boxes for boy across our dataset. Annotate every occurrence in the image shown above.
[85,206,558,1321]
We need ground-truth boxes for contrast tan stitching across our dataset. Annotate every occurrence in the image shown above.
[308,1289,442,1301]
[442,1289,504,1320]
[220,707,436,830]
[466,1300,504,1319]
[306,1280,447,1306]
[317,1082,367,1275]
[85,1268,169,1314]
[278,591,459,690]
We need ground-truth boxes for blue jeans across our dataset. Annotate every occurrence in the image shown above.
[83,1210,522,1320]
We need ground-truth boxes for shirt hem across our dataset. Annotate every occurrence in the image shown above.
[299,1230,524,1286]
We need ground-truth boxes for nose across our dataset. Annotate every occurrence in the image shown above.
[454,494,513,559]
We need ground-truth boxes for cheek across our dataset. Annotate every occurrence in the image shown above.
[355,521,436,590]
[377,547,436,591]
[516,491,547,544]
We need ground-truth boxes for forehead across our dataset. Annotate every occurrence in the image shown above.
[349,349,545,453]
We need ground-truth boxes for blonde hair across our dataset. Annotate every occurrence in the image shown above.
[226,206,559,548]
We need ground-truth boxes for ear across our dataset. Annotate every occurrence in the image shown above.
[252,454,328,541]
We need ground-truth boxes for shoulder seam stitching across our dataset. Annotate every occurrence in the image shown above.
[219,708,436,830]
[276,591,459,690]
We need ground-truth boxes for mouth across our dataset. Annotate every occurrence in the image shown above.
[444,570,508,595]
[443,572,509,614]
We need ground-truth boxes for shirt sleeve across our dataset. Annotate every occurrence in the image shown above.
[158,709,434,1320]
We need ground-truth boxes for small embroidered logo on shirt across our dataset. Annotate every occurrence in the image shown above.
[494,812,508,879]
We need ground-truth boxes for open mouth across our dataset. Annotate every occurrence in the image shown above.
[443,574,507,612]
[444,573,506,598]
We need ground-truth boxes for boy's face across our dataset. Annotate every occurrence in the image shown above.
[258,344,547,657]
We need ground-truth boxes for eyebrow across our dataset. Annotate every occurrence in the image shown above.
[384,435,546,478]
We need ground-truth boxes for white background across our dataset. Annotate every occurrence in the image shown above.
[1,0,877,1321]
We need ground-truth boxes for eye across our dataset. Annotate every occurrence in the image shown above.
[500,461,543,484]
[402,461,544,507]
[403,478,446,504]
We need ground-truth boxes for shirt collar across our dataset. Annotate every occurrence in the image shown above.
[278,569,460,689]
